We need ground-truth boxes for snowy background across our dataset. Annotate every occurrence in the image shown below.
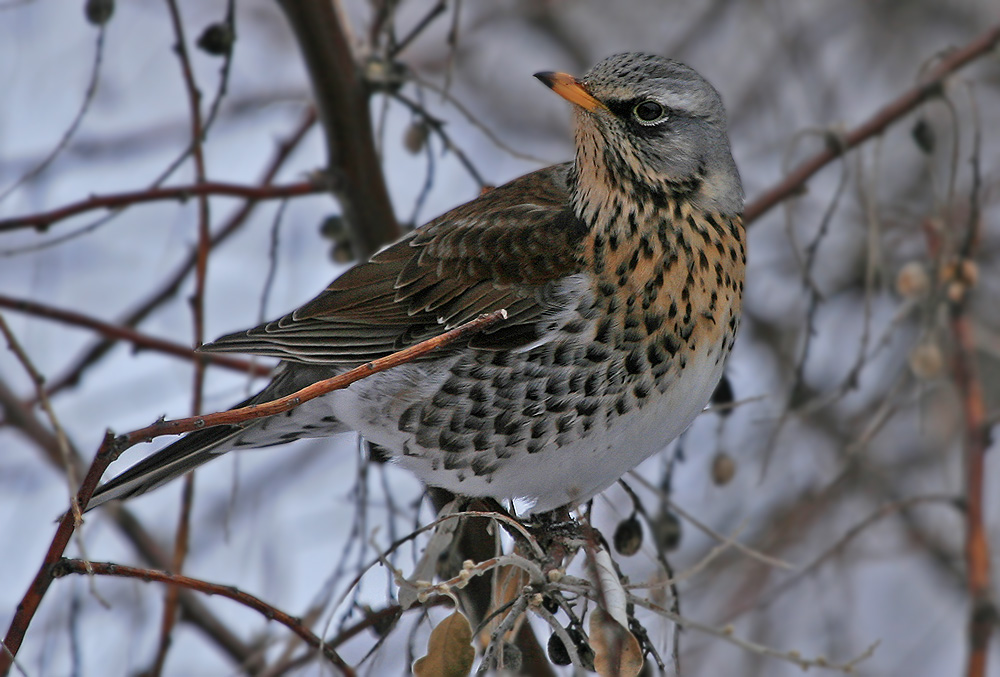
[1,1,999,675]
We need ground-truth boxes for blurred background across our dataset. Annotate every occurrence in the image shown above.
[1,1,998,675]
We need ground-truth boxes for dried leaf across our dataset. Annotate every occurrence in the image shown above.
[590,545,628,628]
[413,610,476,677]
[399,499,459,609]
[589,608,644,677]
[482,563,529,643]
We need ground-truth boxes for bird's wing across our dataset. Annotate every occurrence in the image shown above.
[201,164,589,365]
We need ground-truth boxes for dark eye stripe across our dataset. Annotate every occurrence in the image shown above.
[606,98,673,124]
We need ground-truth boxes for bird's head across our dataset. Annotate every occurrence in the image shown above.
[536,53,743,217]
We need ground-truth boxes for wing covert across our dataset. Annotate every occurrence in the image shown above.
[201,164,589,365]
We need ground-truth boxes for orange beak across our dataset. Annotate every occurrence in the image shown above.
[534,71,606,112]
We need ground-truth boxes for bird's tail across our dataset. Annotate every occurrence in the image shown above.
[86,363,345,511]
[85,420,249,510]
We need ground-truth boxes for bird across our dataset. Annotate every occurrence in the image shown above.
[88,53,745,515]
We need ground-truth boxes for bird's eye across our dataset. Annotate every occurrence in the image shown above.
[633,100,666,124]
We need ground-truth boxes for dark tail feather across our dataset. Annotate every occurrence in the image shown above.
[85,363,345,511]
[85,423,244,511]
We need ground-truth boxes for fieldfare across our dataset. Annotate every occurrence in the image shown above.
[89,53,745,514]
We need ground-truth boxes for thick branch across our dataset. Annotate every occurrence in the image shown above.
[275,0,401,257]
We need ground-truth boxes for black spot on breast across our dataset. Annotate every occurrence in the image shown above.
[493,410,522,436]
[624,349,644,375]
[556,414,575,433]
[522,402,545,417]
[586,343,611,363]
[398,403,422,432]
[595,318,613,343]
[469,383,490,402]
[663,334,680,356]
[647,343,665,367]
[643,313,663,334]
[439,429,469,453]
[640,234,654,258]
[553,343,575,366]
[623,327,642,343]
[546,376,569,397]
[471,456,498,477]
[546,397,573,413]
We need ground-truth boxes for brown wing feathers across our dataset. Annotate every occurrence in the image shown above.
[200,165,587,365]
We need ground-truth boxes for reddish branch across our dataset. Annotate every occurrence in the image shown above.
[744,22,1000,225]
[920,114,993,674]
[0,180,322,233]
[0,309,506,675]
[160,3,211,670]
[50,559,356,676]
[951,311,995,677]
[0,294,269,377]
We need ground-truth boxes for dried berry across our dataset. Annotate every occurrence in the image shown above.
[547,631,571,666]
[909,342,944,380]
[711,452,736,486]
[498,641,522,672]
[547,627,593,669]
[197,22,235,57]
[613,515,643,556]
[895,261,930,300]
[651,510,682,551]
[404,121,430,155]
[711,374,734,415]
[911,118,935,154]
[85,0,114,25]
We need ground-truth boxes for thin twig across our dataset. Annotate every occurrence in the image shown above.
[0,25,106,201]
[744,23,1000,226]
[51,559,356,676]
[0,294,270,376]
[0,180,323,234]
[156,2,213,671]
